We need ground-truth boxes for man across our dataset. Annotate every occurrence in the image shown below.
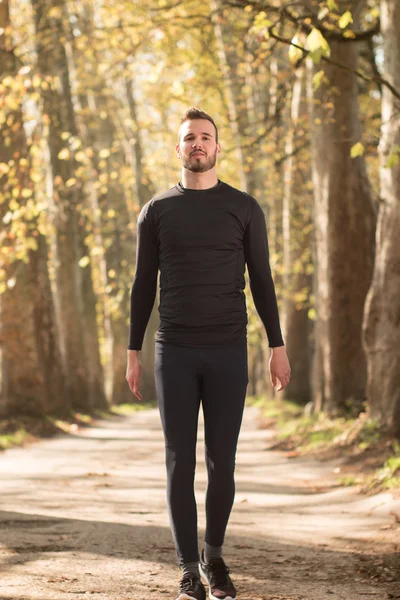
[126,107,291,600]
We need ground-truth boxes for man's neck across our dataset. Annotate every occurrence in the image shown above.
[181,169,218,190]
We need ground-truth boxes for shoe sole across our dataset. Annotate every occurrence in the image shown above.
[176,595,204,600]
[199,564,236,600]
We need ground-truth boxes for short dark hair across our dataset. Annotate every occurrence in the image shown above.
[179,107,219,143]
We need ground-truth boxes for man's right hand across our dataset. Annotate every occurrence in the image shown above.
[126,350,142,401]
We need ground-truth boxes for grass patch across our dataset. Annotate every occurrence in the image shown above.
[364,443,400,492]
[0,428,32,450]
[247,394,303,421]
[254,396,400,493]
[338,475,359,486]
[110,402,156,415]
[0,402,157,451]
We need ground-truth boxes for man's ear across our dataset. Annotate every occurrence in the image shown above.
[175,143,180,156]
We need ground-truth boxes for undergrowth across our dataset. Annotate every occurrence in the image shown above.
[0,401,155,451]
[247,395,400,493]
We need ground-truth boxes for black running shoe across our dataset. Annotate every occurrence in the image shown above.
[176,573,206,600]
[199,550,237,599]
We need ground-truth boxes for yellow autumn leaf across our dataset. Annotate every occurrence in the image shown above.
[339,11,353,28]
[21,188,33,198]
[307,28,330,54]
[306,27,330,63]
[31,171,42,183]
[350,142,364,158]
[58,148,70,160]
[32,74,42,88]
[312,70,325,90]
[289,36,304,64]
[78,256,90,268]
[75,151,86,162]
[26,237,38,251]
[48,6,62,18]
[0,163,9,175]
[99,148,110,158]
[66,178,77,187]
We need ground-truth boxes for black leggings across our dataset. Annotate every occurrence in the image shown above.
[154,341,249,565]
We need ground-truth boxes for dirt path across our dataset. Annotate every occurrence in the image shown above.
[0,406,399,600]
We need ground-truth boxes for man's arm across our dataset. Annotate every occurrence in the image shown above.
[128,199,159,350]
[243,195,284,348]
[126,200,159,399]
[243,195,291,391]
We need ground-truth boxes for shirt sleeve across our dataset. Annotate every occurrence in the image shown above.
[128,199,159,350]
[243,195,284,348]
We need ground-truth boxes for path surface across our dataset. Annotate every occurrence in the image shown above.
[0,406,399,600]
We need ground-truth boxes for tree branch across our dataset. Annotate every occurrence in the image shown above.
[265,28,400,101]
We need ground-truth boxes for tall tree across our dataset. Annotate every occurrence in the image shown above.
[0,0,67,417]
[33,0,107,412]
[363,0,400,434]
[306,2,376,415]
[282,66,312,404]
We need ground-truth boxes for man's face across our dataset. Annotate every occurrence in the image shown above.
[176,119,220,173]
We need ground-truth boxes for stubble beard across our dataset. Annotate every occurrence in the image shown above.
[182,149,218,173]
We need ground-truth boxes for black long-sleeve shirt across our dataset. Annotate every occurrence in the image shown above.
[128,180,284,350]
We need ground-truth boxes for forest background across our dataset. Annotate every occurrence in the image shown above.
[0,0,399,456]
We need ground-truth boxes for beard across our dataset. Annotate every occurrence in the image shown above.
[182,148,218,173]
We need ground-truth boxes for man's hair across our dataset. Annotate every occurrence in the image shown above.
[179,107,219,143]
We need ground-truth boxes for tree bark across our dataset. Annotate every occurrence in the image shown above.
[0,0,68,418]
[307,20,376,415]
[33,0,106,412]
[282,67,312,404]
[124,77,158,404]
[363,0,400,434]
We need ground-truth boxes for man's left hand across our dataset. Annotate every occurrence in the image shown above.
[269,346,291,392]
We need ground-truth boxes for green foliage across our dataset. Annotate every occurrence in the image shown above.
[338,475,358,486]
[110,402,157,414]
[384,145,400,168]
[277,412,344,450]
[357,418,381,449]
[0,428,30,450]
[364,444,400,491]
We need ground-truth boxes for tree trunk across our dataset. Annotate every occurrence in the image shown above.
[0,0,68,418]
[282,67,312,404]
[306,25,376,415]
[362,0,400,434]
[124,77,158,404]
[33,0,106,412]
